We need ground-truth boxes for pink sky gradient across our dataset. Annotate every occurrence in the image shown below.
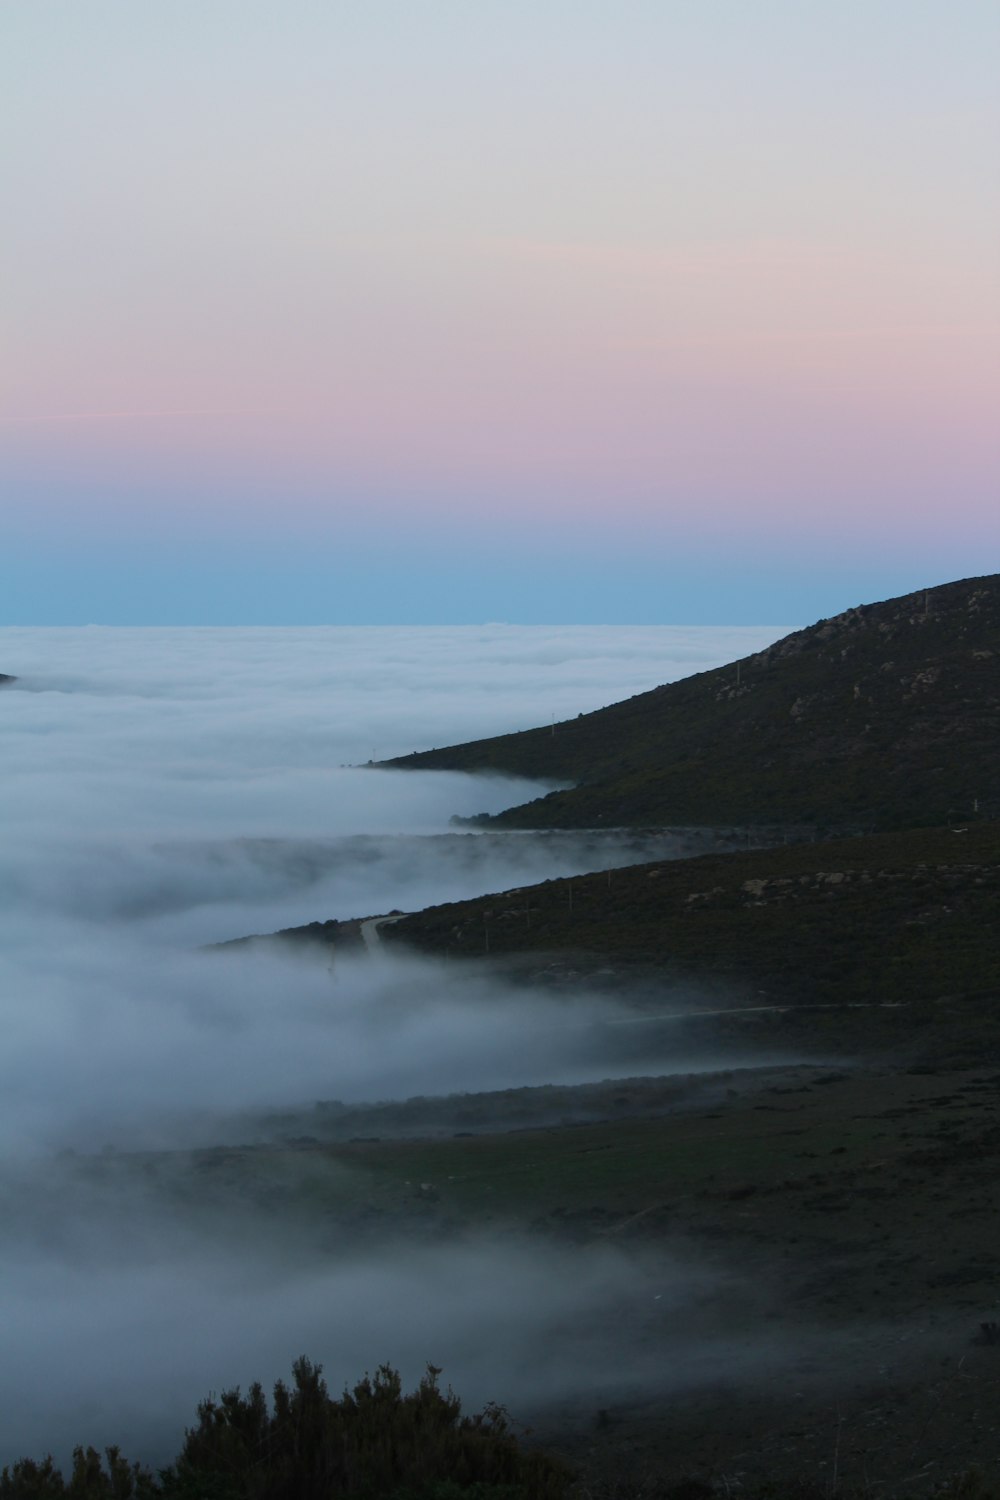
[3,2,998,620]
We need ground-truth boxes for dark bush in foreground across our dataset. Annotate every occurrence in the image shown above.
[0,1447,156,1499]
[0,1360,570,1500]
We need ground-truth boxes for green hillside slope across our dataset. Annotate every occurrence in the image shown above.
[383,575,1000,829]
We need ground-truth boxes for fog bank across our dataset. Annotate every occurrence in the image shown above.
[0,625,794,1467]
[2,1219,788,1469]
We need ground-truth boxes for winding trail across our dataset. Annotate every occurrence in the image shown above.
[360,915,408,954]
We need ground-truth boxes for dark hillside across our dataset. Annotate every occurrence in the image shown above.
[384,821,1000,1014]
[383,574,1000,829]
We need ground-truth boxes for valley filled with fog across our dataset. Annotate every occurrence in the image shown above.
[0,623,792,1466]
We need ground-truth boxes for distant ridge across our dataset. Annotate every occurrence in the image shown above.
[383,575,1000,830]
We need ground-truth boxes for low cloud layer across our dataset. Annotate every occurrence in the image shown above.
[0,942,706,1153]
[1,623,791,799]
[0,624,792,1467]
[1,622,788,936]
[1,1219,768,1470]
[4,827,713,946]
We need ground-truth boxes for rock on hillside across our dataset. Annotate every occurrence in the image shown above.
[382,575,1000,830]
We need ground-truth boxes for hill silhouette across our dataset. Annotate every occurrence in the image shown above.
[383,575,1000,829]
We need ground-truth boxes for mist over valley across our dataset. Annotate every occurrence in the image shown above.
[2,624,803,1472]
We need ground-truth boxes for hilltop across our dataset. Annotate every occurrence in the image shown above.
[383,575,1000,829]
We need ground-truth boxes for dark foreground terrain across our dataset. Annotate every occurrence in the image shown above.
[186,818,1000,1490]
[13,993,1000,1493]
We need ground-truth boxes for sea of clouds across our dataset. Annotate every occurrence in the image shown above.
[0,622,793,1466]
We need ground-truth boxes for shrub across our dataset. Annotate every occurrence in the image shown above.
[0,1445,155,1498]
[2,1363,570,1500]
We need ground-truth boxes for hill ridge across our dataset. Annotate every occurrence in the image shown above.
[383,574,1000,829]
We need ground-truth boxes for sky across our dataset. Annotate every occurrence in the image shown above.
[3,1,998,623]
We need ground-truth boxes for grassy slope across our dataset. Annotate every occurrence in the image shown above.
[382,574,1000,829]
[384,822,1000,1010]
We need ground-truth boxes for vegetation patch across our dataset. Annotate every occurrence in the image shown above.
[1,1364,569,1499]
[383,822,1000,1013]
